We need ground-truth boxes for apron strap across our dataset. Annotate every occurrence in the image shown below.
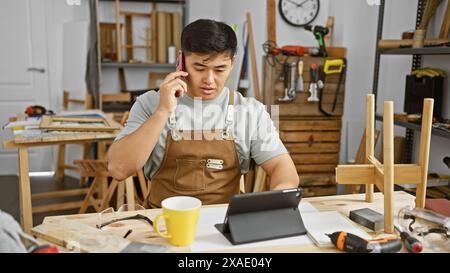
[222,90,235,140]
[169,89,235,141]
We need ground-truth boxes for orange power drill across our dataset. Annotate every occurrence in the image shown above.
[327,231,402,253]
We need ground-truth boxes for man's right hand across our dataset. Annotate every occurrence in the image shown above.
[156,71,188,115]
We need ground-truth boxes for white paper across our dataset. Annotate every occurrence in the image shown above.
[190,201,317,252]
[301,211,370,247]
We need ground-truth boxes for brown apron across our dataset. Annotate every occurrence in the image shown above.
[145,90,241,208]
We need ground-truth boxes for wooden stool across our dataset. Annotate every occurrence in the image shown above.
[75,160,136,213]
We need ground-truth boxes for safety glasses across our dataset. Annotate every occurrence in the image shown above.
[96,204,153,237]
[398,206,449,251]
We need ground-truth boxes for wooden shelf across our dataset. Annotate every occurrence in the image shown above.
[380,47,450,55]
[375,114,450,140]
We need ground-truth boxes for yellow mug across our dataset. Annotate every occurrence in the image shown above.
[153,196,201,246]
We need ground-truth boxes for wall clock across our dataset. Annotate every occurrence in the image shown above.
[279,0,320,27]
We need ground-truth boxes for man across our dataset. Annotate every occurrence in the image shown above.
[107,19,299,208]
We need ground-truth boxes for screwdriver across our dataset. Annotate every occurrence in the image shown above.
[394,225,423,253]
[327,231,402,253]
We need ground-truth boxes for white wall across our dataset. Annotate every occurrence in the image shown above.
[45,0,89,176]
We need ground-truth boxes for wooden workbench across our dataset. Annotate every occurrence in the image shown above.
[2,117,122,234]
[30,191,445,253]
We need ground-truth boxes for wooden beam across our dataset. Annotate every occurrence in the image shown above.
[336,165,374,184]
[395,164,422,184]
[439,1,450,39]
[324,16,334,47]
[416,99,434,208]
[18,147,32,233]
[267,0,276,44]
[115,0,122,62]
[383,101,394,234]
[32,201,98,214]
[246,12,261,102]
[32,188,89,201]
[365,94,375,202]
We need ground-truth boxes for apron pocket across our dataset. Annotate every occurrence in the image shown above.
[174,159,206,191]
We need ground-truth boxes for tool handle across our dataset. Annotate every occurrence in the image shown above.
[367,238,402,253]
[400,232,423,253]
[283,62,290,88]
[298,60,303,76]
[310,64,317,82]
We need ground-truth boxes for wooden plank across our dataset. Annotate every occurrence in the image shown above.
[32,188,89,201]
[280,131,341,142]
[125,15,133,61]
[416,99,434,208]
[32,201,97,214]
[267,0,276,44]
[100,92,131,102]
[395,164,421,184]
[246,12,261,101]
[291,153,339,164]
[365,94,375,202]
[172,12,182,52]
[335,165,374,184]
[157,12,167,63]
[383,101,394,233]
[119,11,151,17]
[439,0,450,39]
[324,16,334,47]
[115,0,122,62]
[278,102,343,117]
[151,9,157,63]
[279,119,341,131]
[296,164,337,174]
[165,12,173,48]
[31,220,130,253]
[18,147,32,233]
[285,143,340,154]
[54,144,66,179]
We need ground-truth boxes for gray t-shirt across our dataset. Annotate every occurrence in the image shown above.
[115,87,288,180]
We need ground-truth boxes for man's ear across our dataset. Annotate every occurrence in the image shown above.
[230,56,235,68]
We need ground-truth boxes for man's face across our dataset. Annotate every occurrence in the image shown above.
[184,52,234,100]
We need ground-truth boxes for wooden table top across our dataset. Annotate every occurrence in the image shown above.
[30,191,447,253]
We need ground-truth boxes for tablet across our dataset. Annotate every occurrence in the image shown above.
[215,188,307,245]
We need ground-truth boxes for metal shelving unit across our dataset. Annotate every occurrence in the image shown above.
[372,0,450,163]
[375,114,450,140]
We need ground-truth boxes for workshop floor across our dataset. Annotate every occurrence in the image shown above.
[0,175,90,225]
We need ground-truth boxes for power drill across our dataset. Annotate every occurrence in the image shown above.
[304,25,329,57]
[327,231,402,253]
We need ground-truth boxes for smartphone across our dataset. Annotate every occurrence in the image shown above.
[175,51,186,97]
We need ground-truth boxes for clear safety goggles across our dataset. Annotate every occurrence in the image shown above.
[96,204,153,238]
[398,206,450,251]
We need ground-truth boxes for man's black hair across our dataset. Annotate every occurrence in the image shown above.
[181,19,237,58]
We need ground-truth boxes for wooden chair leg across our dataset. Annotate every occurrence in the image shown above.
[79,177,99,214]
[100,179,119,210]
[116,182,125,209]
[137,169,148,200]
[79,143,90,185]
[124,176,135,207]
[54,144,66,180]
